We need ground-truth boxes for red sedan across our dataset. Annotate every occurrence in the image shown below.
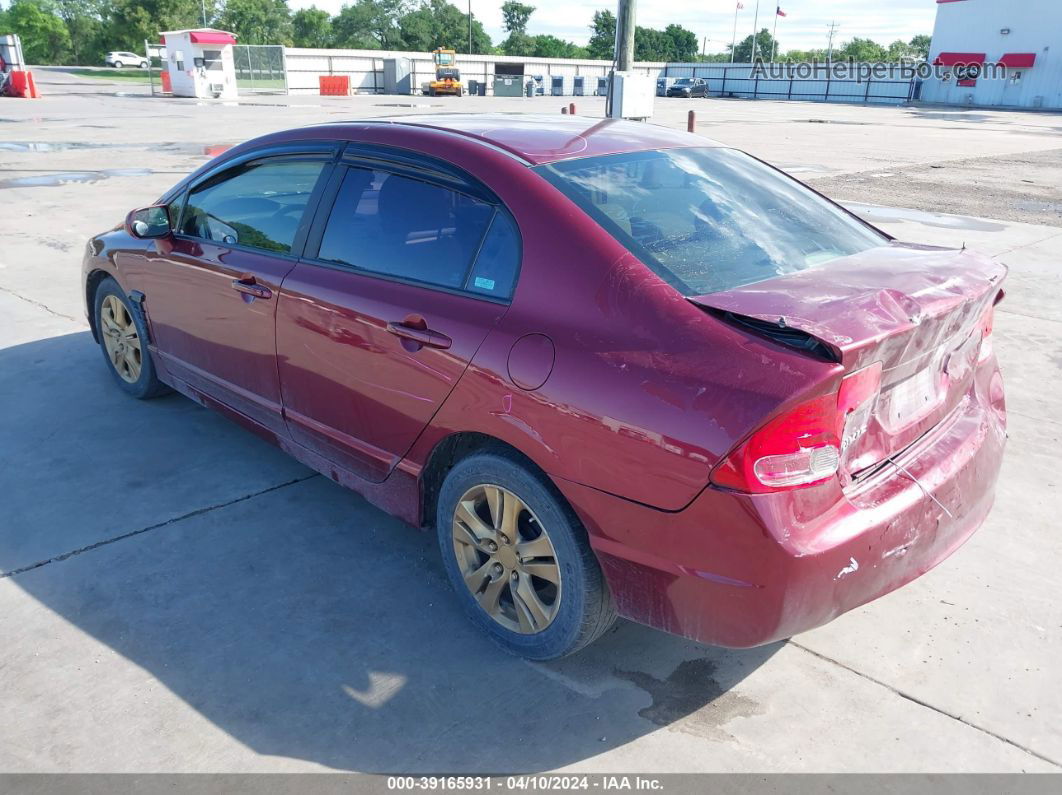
[82,115,1007,659]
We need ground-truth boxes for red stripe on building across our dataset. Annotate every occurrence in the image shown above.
[998,53,1037,68]
[933,52,986,66]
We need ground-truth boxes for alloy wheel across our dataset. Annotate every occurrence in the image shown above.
[451,484,562,634]
[100,294,142,383]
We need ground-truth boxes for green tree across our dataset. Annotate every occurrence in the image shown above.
[333,0,409,49]
[730,28,776,62]
[398,0,490,53]
[53,0,109,64]
[585,13,698,63]
[217,0,293,46]
[107,0,206,53]
[838,37,888,62]
[292,6,333,48]
[908,34,931,60]
[500,1,534,35]
[530,33,581,59]
[4,0,72,64]
[586,9,614,60]
[499,1,534,55]
[662,23,697,61]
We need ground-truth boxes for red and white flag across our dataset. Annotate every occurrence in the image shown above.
[776,6,787,15]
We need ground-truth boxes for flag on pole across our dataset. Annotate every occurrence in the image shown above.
[776,6,786,15]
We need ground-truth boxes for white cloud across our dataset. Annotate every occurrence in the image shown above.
[287,0,937,52]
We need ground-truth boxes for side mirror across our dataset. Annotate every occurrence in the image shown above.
[126,206,171,239]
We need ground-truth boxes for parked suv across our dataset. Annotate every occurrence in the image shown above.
[667,77,708,97]
[105,51,149,69]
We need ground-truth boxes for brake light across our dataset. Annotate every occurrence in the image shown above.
[711,363,882,493]
[977,302,994,363]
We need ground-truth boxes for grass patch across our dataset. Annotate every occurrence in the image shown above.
[68,68,154,82]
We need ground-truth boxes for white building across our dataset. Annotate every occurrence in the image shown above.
[160,28,238,100]
[919,0,1061,109]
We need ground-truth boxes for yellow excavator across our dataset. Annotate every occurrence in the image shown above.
[429,47,463,97]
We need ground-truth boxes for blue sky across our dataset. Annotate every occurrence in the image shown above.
[288,0,938,52]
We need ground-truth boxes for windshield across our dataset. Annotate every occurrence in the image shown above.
[675,79,694,85]
[535,147,887,295]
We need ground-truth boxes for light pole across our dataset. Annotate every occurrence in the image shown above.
[201,0,207,27]
[468,0,473,54]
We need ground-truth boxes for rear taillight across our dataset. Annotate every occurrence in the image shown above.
[977,302,994,363]
[711,363,882,493]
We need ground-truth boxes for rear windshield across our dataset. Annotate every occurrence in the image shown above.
[535,147,887,295]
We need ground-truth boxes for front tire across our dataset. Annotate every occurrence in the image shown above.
[93,276,168,399]
[437,452,616,660]
[139,61,149,69]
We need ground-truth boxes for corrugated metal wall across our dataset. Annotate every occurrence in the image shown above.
[283,48,663,95]
[284,48,915,106]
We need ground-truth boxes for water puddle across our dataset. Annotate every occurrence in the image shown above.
[0,168,155,188]
[844,202,1006,232]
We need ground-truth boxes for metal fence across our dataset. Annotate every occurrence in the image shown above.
[661,63,916,105]
[233,45,287,94]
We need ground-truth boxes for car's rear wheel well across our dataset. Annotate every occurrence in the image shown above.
[85,269,112,342]
[419,432,563,528]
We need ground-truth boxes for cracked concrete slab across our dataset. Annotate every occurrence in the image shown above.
[1,74,1060,773]
[0,478,1053,773]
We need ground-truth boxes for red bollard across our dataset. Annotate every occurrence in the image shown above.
[561,106,568,114]
[687,109,696,133]
[569,102,576,115]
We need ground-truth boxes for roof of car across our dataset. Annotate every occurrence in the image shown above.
[321,114,724,166]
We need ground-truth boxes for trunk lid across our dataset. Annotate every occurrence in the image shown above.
[690,243,1006,481]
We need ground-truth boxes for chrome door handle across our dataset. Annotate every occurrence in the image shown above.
[386,321,452,350]
[231,278,272,300]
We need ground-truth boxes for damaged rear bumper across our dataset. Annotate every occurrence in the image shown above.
[556,363,1007,647]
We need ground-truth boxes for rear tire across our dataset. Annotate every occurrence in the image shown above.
[436,452,616,660]
[93,276,169,399]
[113,60,123,69]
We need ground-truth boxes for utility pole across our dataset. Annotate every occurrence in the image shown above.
[826,20,839,62]
[701,36,707,57]
[468,0,473,54]
[750,0,761,64]
[615,0,636,71]
[731,3,740,63]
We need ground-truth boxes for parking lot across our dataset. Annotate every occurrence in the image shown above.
[1,70,1061,772]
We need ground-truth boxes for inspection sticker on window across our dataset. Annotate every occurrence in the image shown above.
[474,277,496,291]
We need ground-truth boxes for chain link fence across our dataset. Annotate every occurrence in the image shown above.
[233,45,288,94]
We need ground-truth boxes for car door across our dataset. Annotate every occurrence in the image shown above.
[136,146,335,435]
[276,154,521,482]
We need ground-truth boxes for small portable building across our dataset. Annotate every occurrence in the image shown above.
[160,29,238,99]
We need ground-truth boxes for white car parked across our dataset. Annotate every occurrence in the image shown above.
[104,51,149,69]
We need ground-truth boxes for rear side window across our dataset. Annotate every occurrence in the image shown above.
[536,147,886,296]
[317,167,519,299]
[180,159,326,254]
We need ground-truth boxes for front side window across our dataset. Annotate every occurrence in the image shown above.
[317,167,518,298]
[180,159,326,254]
[536,147,887,296]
